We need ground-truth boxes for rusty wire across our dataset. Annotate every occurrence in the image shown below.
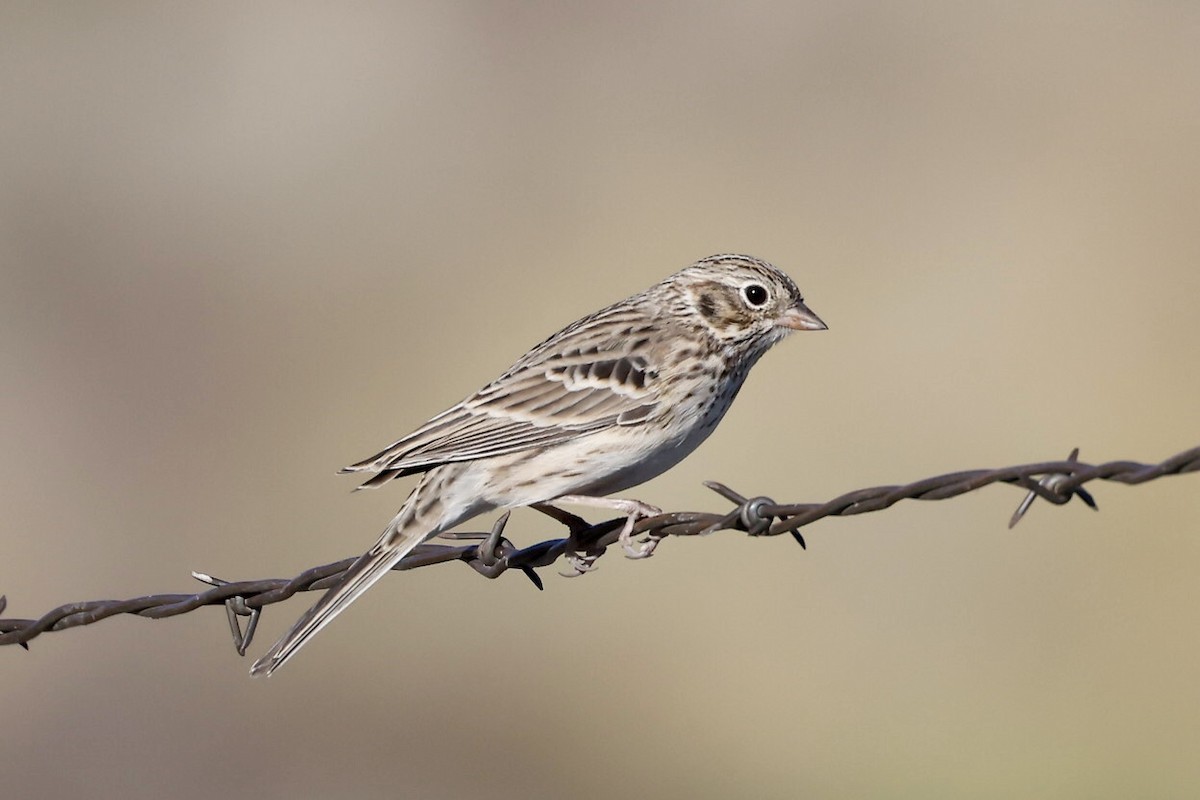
[1,445,1196,656]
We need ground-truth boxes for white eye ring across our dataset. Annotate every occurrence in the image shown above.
[741,283,769,307]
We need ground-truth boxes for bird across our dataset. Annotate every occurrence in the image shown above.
[250,253,826,676]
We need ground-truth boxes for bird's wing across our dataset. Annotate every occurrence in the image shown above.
[340,345,661,482]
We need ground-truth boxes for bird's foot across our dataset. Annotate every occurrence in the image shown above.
[617,509,664,559]
[560,549,603,578]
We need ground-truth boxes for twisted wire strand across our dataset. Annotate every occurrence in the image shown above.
[1,445,1196,654]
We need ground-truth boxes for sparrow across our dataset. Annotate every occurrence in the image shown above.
[251,254,826,676]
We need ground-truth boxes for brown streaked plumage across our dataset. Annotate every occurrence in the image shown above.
[250,254,826,676]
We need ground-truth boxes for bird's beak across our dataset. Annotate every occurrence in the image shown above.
[777,300,828,331]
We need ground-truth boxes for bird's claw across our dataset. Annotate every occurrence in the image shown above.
[618,503,663,559]
[619,523,662,559]
[559,550,602,578]
[545,496,663,571]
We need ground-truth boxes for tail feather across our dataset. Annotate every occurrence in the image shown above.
[250,512,425,677]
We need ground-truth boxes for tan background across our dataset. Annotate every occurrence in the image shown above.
[3,3,1198,798]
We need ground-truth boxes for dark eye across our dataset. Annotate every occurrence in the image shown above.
[742,284,769,307]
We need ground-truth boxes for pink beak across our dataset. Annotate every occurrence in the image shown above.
[777,301,828,331]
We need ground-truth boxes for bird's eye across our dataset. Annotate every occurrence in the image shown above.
[742,284,769,307]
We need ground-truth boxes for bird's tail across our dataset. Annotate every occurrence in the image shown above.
[250,500,428,678]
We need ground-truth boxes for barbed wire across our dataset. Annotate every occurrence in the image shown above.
[1,445,1196,656]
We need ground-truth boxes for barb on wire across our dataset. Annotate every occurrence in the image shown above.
[1,445,1196,656]
[1007,447,1098,528]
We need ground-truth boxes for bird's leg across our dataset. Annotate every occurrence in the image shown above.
[532,502,604,576]
[552,495,663,559]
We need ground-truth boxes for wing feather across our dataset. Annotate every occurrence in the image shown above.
[340,308,665,486]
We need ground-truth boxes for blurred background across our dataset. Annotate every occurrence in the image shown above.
[2,2,1198,798]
